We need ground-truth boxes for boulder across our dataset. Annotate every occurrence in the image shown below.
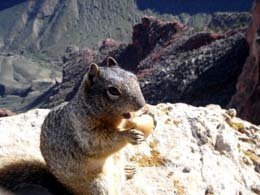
[0,104,259,194]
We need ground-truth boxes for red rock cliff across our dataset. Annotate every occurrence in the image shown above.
[230,0,260,124]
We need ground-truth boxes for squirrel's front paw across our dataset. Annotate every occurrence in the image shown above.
[124,129,145,145]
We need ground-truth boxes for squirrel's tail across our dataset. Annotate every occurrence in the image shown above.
[0,160,71,195]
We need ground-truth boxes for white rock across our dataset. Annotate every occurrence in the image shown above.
[0,109,49,165]
[0,103,259,195]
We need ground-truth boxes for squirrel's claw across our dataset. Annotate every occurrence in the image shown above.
[125,129,145,145]
[124,164,136,179]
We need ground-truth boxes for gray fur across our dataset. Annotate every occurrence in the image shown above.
[40,58,146,195]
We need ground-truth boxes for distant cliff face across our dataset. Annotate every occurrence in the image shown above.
[0,0,252,60]
[0,0,142,59]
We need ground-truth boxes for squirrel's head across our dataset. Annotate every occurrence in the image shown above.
[82,57,146,119]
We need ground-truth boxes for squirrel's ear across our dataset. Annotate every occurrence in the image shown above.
[107,57,118,67]
[87,63,99,84]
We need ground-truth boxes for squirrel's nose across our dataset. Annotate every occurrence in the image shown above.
[134,95,146,111]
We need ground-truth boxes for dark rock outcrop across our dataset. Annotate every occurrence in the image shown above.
[37,16,249,110]
[138,32,248,106]
[230,0,260,124]
[115,17,184,72]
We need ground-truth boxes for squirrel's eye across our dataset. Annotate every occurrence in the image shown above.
[108,87,121,96]
[107,87,121,99]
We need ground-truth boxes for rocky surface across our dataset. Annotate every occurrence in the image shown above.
[230,0,260,125]
[0,104,259,194]
[0,109,47,166]
[36,16,249,110]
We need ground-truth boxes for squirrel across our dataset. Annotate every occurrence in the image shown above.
[0,57,146,195]
[40,56,146,194]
